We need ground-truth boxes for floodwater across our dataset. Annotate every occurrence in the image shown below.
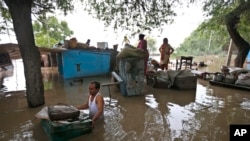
[0,58,250,141]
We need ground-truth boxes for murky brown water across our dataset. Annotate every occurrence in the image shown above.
[0,58,250,141]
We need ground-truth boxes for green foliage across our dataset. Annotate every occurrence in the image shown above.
[31,0,74,15]
[33,16,73,47]
[0,1,12,36]
[2,0,250,53]
[82,0,182,35]
[35,35,57,48]
[237,13,250,40]
[147,37,157,54]
[176,15,250,57]
[0,0,75,38]
[176,25,230,56]
[176,0,250,58]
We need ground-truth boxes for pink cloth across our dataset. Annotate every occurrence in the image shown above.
[137,40,149,75]
[137,40,147,51]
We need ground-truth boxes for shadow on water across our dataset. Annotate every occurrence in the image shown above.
[0,59,250,141]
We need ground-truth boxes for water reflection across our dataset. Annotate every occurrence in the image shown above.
[9,120,35,141]
[145,94,158,108]
[42,68,54,91]
[1,59,25,92]
[241,99,250,110]
[0,60,250,141]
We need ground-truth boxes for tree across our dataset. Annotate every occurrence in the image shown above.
[178,1,250,58]
[2,0,249,107]
[85,0,250,67]
[224,1,250,67]
[0,1,12,36]
[3,0,44,107]
[198,0,250,67]
[177,23,231,56]
[1,0,182,108]
[33,16,73,48]
[83,0,179,35]
[147,37,157,54]
[1,0,74,107]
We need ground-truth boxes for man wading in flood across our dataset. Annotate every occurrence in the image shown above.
[76,81,104,128]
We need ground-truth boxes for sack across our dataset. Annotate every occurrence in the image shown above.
[116,46,147,59]
[68,38,78,48]
[35,107,49,119]
[48,103,80,121]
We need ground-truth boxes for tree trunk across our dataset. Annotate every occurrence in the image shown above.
[225,1,250,68]
[5,0,45,107]
[234,45,249,67]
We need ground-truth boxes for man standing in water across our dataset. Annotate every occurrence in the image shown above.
[77,81,104,128]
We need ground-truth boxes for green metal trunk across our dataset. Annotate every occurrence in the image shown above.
[41,114,92,141]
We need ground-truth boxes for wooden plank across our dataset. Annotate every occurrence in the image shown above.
[101,82,120,87]
[101,72,123,98]
[39,47,67,53]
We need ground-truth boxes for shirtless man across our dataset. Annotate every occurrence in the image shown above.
[77,81,104,128]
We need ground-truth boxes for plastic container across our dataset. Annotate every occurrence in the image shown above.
[97,42,108,49]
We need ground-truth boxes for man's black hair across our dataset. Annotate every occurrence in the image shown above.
[91,81,101,89]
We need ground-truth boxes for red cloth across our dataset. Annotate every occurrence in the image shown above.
[137,39,148,75]
[137,40,147,51]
